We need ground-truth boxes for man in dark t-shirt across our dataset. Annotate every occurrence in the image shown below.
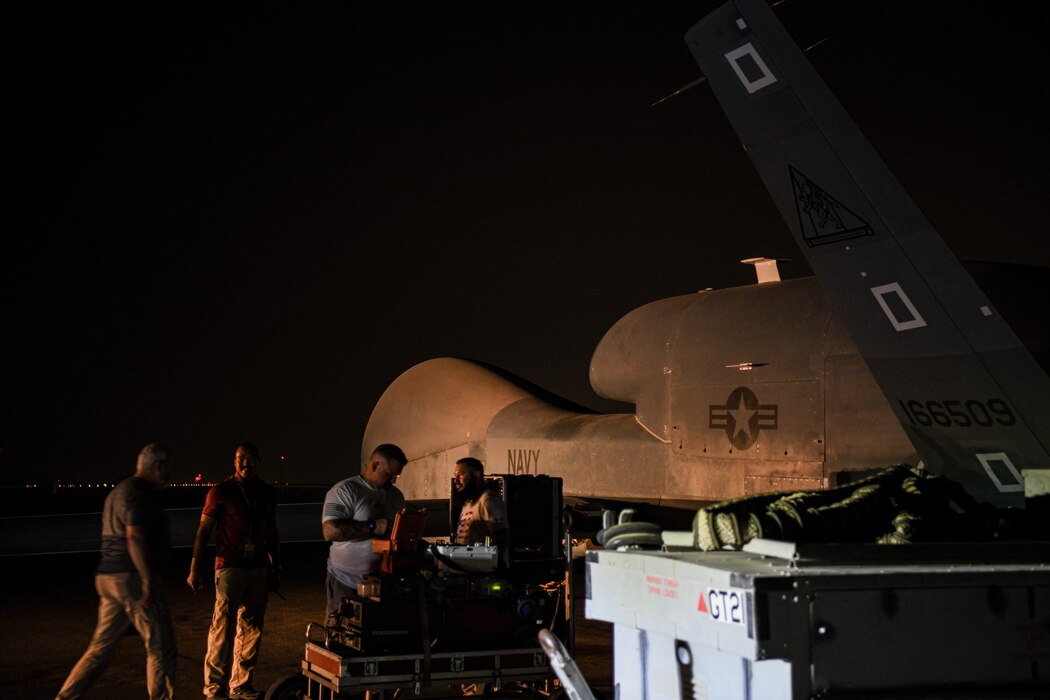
[56,443,176,700]
[187,442,280,700]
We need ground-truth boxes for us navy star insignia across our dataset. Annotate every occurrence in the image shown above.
[728,394,757,438]
[709,387,779,450]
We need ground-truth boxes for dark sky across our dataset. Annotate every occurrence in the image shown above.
[6,2,1048,485]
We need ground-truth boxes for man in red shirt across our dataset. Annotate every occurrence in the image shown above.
[187,443,280,700]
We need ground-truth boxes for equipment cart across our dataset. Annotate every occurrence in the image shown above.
[268,475,573,699]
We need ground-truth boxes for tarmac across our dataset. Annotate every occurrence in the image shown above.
[0,543,614,699]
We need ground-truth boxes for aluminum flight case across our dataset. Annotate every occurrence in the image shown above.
[586,539,1050,699]
[302,641,554,697]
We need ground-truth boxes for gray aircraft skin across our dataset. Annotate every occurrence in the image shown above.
[364,0,1049,511]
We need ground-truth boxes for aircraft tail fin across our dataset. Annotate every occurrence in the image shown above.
[685,0,1050,506]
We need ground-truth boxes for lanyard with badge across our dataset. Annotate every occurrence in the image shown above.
[236,480,257,559]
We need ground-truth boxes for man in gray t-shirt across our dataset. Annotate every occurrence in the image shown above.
[322,443,407,618]
[56,443,177,700]
[97,471,171,576]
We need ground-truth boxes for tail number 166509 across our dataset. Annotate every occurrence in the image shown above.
[898,398,1015,428]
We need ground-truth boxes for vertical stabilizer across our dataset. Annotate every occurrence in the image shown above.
[686,0,1050,506]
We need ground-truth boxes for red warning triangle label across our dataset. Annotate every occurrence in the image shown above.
[697,592,708,614]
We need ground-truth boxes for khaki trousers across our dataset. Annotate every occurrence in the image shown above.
[204,566,268,697]
[56,572,176,700]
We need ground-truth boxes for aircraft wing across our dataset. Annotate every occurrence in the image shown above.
[685,0,1050,506]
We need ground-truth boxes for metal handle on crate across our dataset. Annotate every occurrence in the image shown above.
[305,621,328,647]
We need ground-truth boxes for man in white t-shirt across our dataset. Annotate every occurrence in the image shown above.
[453,458,508,563]
[321,443,407,619]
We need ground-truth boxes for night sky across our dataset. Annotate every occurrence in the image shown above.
[6,2,1048,485]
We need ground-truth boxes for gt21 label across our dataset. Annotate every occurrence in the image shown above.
[707,588,747,627]
[898,399,1015,428]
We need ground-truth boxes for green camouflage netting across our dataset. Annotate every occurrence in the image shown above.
[692,465,1002,551]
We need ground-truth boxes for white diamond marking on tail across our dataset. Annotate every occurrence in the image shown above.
[871,282,927,332]
[725,43,777,94]
[976,452,1024,492]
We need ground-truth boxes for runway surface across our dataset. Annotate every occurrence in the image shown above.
[0,543,614,699]
[0,503,333,556]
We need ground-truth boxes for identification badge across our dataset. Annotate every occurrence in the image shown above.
[243,537,255,559]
